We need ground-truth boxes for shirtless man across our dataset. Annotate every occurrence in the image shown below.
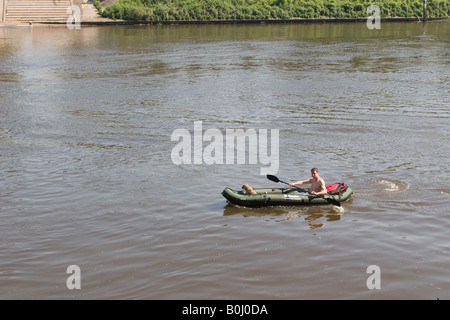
[289,168,328,195]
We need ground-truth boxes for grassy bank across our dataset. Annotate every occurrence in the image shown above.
[98,0,449,22]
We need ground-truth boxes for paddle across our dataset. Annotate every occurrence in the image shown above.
[266,174,341,207]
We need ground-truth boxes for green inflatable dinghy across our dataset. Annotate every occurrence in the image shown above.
[222,183,353,208]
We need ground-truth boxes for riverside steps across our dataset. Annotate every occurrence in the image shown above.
[3,0,72,22]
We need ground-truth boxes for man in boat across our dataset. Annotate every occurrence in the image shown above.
[289,168,328,195]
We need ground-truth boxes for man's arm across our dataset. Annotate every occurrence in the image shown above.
[289,178,312,187]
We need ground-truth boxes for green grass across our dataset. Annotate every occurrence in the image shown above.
[100,0,449,21]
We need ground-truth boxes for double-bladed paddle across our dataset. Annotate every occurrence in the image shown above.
[266,174,341,207]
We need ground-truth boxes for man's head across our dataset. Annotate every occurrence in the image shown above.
[311,168,319,179]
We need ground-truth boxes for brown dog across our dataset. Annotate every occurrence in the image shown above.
[242,182,257,195]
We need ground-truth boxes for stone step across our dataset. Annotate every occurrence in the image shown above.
[7,12,71,16]
[7,15,71,18]
[6,0,71,3]
[7,15,70,19]
[7,10,72,14]
[7,8,71,11]
[5,15,72,21]
[8,0,70,2]
[6,3,71,5]
[5,0,74,21]
[6,2,71,5]
[7,4,71,7]
[6,7,70,9]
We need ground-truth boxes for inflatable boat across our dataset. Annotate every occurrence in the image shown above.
[222,183,352,208]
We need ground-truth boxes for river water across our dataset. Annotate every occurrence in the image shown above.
[0,21,449,300]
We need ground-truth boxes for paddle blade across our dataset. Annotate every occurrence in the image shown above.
[266,174,280,183]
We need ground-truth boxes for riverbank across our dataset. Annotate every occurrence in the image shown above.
[30,16,445,26]
[3,16,445,27]
[1,0,447,26]
[99,0,449,22]
[1,0,448,26]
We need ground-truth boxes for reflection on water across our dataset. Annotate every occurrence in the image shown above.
[223,203,344,229]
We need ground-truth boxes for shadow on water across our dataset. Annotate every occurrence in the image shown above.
[223,203,345,229]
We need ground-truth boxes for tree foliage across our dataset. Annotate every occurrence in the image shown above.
[101,0,449,21]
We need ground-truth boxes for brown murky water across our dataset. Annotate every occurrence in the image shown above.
[0,21,449,299]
